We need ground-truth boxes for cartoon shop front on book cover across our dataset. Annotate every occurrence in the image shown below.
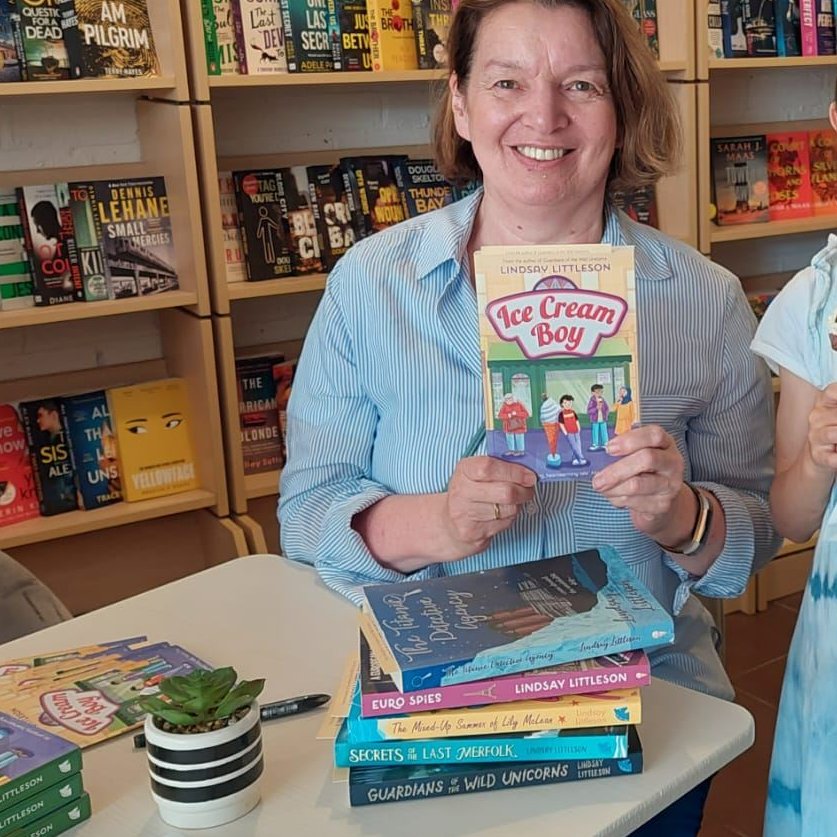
[476,245,639,481]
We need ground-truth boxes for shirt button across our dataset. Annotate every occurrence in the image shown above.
[525,500,538,516]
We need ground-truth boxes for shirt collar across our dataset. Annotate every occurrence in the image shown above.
[413,187,673,283]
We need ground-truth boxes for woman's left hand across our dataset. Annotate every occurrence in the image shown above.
[591,425,694,544]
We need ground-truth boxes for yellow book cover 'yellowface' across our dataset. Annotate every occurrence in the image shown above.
[108,378,198,501]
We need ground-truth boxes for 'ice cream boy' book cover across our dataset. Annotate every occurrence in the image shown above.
[475,243,639,481]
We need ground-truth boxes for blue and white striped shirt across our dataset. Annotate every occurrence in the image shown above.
[278,190,780,699]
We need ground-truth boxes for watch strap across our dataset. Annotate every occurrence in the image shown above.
[663,483,712,557]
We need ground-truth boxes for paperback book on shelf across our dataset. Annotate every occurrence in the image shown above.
[359,632,650,718]
[766,131,813,221]
[335,0,371,70]
[0,404,39,526]
[233,0,287,74]
[360,547,673,693]
[710,134,770,225]
[475,242,638,480]
[346,726,642,806]
[17,0,71,80]
[236,354,285,474]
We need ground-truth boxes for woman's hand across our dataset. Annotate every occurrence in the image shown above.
[591,425,694,544]
[443,456,537,558]
[806,382,837,473]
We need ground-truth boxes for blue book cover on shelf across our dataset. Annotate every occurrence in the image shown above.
[361,546,673,692]
[60,390,121,511]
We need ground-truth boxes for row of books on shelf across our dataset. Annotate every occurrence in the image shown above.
[320,547,672,806]
[201,0,659,77]
[0,0,158,83]
[236,353,296,476]
[711,129,837,226]
[0,379,198,528]
[708,0,837,59]
[0,178,177,311]
[219,155,658,284]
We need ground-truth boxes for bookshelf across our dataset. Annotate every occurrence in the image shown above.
[0,7,249,613]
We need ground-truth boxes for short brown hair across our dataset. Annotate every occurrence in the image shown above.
[432,0,681,192]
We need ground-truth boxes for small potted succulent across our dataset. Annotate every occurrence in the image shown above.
[139,666,265,830]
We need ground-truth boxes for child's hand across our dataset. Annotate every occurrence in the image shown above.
[808,382,837,471]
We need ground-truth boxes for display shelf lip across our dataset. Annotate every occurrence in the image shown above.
[0,291,199,330]
[0,75,179,97]
[657,59,689,72]
[709,215,837,243]
[227,275,327,300]
[708,55,837,70]
[0,489,217,549]
[244,470,280,500]
[208,69,446,88]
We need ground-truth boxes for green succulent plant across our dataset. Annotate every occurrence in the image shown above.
[139,666,265,731]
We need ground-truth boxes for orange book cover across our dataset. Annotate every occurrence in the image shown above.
[0,404,39,526]
[107,378,199,502]
[809,129,837,215]
[767,131,814,220]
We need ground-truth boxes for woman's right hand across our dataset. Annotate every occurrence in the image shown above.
[808,382,837,472]
[442,456,537,559]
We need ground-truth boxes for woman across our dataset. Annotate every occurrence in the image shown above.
[614,386,635,435]
[749,84,837,837]
[280,1,779,831]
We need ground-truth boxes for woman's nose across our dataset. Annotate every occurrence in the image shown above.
[522,85,572,134]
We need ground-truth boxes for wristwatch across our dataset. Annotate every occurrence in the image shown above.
[663,483,713,557]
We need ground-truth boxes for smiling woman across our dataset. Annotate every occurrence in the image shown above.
[278,4,779,834]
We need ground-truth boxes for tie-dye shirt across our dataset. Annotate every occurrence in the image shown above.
[751,233,837,836]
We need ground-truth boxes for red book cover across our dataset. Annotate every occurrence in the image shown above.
[767,131,813,221]
[809,129,837,216]
[0,404,40,526]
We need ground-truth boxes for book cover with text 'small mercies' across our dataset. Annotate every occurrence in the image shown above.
[280,166,324,274]
[236,354,284,475]
[710,134,769,225]
[60,390,121,511]
[17,399,77,517]
[58,0,160,79]
[475,243,638,481]
[18,183,83,306]
[361,547,673,693]
[0,404,39,527]
[809,129,837,215]
[93,177,178,298]
[359,632,650,718]
[347,726,642,806]
[233,169,294,280]
[0,714,81,814]
[767,131,813,221]
[107,378,199,502]
[18,0,70,80]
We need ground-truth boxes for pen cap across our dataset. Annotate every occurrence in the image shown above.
[144,700,263,829]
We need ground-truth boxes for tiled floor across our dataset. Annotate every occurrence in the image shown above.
[700,592,803,837]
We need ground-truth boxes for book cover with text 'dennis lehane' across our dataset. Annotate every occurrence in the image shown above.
[474,244,638,481]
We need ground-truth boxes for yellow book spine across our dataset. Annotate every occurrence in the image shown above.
[367,0,418,70]
[374,688,641,740]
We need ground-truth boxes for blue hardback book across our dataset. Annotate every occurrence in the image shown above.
[347,726,642,805]
[361,546,673,693]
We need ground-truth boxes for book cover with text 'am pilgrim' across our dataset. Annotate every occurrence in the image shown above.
[474,244,638,481]
[360,547,673,693]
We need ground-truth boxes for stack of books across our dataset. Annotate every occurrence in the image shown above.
[319,547,674,806]
[0,713,90,837]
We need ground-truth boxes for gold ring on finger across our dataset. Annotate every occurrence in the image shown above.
[493,503,501,520]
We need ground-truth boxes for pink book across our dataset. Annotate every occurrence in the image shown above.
[358,633,651,718]
[800,0,818,55]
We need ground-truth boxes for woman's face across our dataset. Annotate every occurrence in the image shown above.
[451,2,618,215]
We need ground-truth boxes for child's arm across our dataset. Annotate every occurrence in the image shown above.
[771,370,837,542]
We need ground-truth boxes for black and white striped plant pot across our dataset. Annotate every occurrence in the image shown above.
[144,702,264,830]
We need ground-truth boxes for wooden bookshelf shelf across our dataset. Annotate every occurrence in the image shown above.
[227,275,327,301]
[709,56,837,70]
[0,291,198,330]
[0,489,217,550]
[710,215,837,244]
[658,59,690,73]
[245,471,280,500]
[208,70,445,88]
[0,76,179,98]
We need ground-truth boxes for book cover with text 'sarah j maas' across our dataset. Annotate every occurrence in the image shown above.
[475,243,638,482]
[360,547,673,693]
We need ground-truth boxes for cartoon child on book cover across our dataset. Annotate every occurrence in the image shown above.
[475,244,639,482]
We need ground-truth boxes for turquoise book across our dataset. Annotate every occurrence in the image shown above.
[361,546,673,692]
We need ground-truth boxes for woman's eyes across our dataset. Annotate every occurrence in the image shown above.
[493,79,519,91]
[564,80,606,97]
